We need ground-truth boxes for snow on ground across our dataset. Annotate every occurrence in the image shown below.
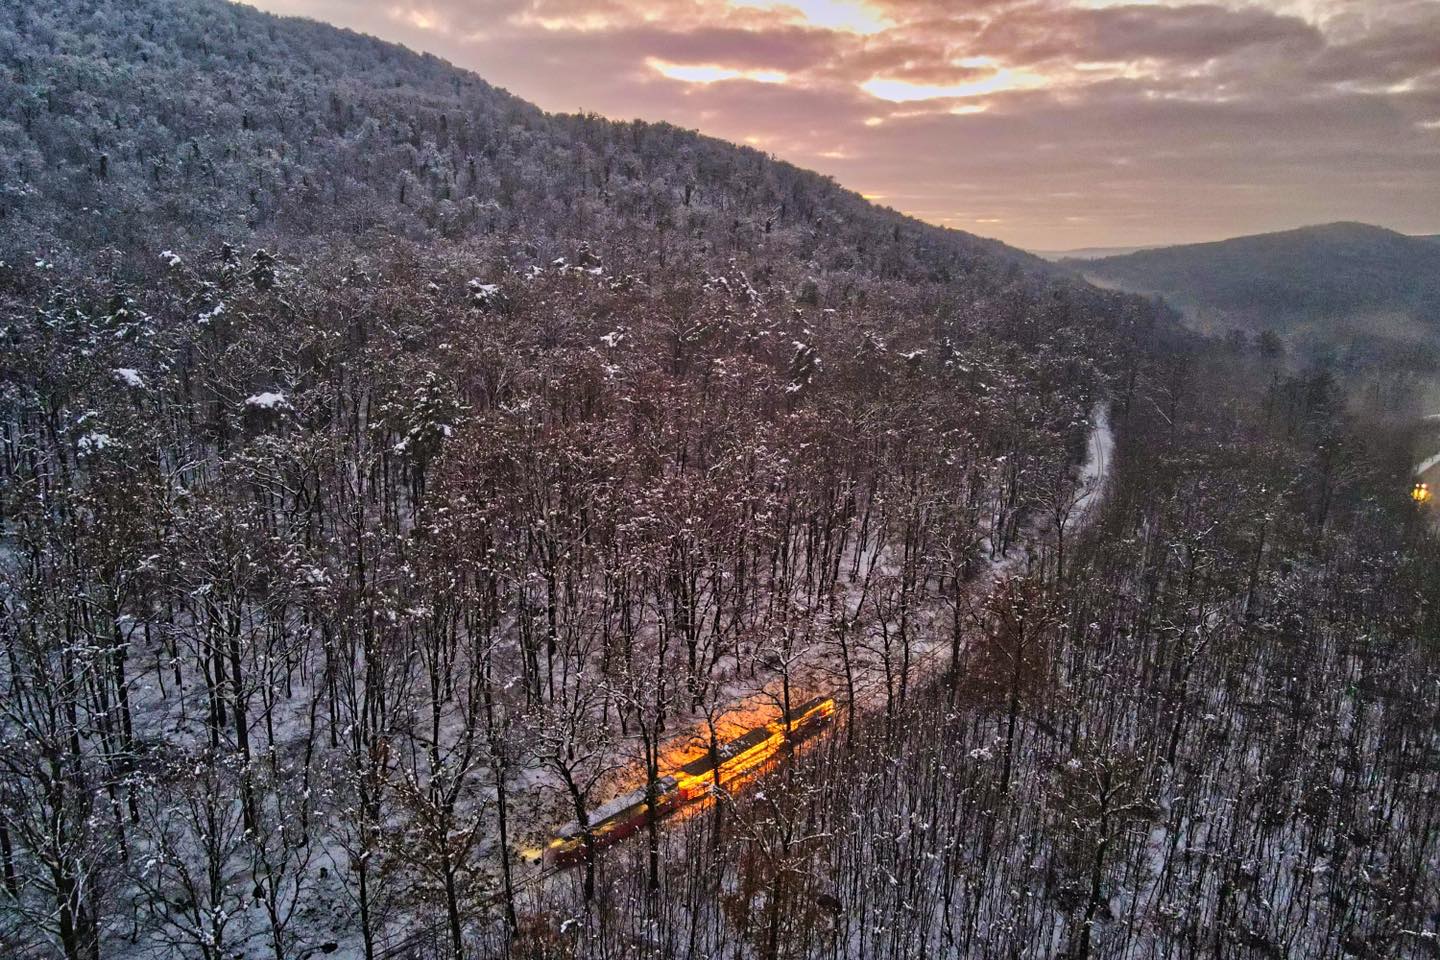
[112,367,145,388]
[98,400,1120,960]
[244,390,290,410]
[484,401,1122,899]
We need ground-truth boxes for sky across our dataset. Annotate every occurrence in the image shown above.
[246,0,1440,250]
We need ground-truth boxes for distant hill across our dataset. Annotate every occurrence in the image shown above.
[1032,244,1157,262]
[1066,223,1440,335]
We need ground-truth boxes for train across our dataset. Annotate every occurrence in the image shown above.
[544,696,836,866]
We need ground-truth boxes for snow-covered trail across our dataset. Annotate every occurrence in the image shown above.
[669,399,1119,751]
[587,402,1118,809]
[687,400,1118,744]
[1069,400,1113,532]
[863,398,1113,693]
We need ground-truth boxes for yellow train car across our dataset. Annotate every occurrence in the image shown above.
[543,696,836,867]
[674,696,836,801]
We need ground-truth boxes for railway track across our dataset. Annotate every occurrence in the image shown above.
[380,405,1113,957]
[377,571,1012,959]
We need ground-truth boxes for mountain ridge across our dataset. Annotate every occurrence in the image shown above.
[1065,221,1440,335]
[0,0,1061,290]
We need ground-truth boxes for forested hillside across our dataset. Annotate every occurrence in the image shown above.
[1070,223,1440,330]
[1,2,1437,960]
[1070,224,1440,407]
[0,0,1043,285]
[507,344,1440,960]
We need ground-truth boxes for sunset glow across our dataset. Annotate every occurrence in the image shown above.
[253,0,1440,249]
[727,0,892,34]
[861,69,1048,103]
[648,57,790,85]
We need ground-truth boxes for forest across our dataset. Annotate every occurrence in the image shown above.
[1,1,1437,959]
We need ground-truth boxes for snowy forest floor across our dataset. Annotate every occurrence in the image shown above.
[366,401,1117,957]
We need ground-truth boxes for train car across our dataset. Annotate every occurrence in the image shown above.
[674,696,837,801]
[544,696,837,867]
[779,696,836,740]
[674,723,783,800]
[544,775,679,867]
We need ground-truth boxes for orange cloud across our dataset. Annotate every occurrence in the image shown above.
[861,67,1047,102]
[648,57,791,83]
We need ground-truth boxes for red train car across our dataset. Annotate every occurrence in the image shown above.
[544,776,679,867]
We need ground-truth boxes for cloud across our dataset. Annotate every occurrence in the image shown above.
[860,67,1048,102]
[971,3,1325,66]
[728,0,895,34]
[647,57,791,83]
[250,0,1440,248]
